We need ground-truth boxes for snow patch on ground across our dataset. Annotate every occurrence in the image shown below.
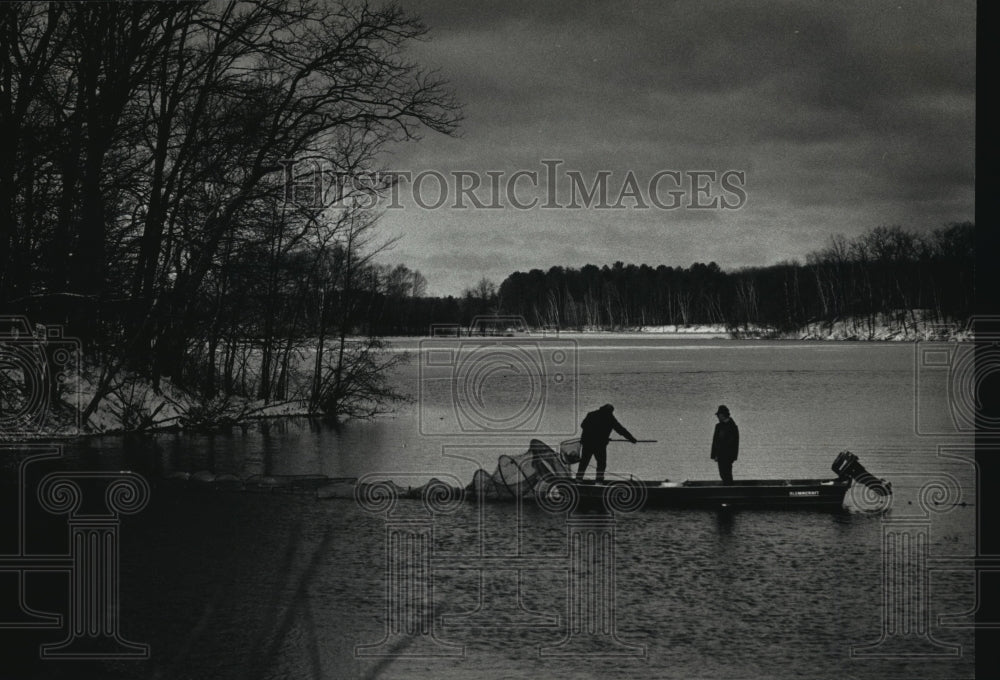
[548,314,966,341]
[786,312,968,342]
[1,370,315,441]
[555,324,731,338]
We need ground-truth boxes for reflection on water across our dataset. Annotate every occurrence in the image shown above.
[714,507,735,539]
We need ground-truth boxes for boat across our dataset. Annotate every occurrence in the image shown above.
[560,477,854,510]
[314,441,890,512]
[496,441,890,512]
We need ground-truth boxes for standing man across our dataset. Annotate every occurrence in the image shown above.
[576,404,637,482]
[711,405,739,484]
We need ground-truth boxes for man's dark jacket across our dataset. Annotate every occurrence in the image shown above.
[711,419,739,462]
[581,408,636,445]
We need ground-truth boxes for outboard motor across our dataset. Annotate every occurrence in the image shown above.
[832,451,891,496]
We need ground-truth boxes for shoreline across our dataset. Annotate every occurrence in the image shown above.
[1,317,969,443]
[418,318,968,342]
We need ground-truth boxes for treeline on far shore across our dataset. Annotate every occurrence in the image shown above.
[23,221,964,342]
[366,222,974,336]
[5,221,973,431]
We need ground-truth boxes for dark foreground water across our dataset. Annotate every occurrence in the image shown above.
[0,338,979,679]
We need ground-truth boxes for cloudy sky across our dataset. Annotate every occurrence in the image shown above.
[374,0,975,296]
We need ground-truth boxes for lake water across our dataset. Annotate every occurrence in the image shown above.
[1,337,979,679]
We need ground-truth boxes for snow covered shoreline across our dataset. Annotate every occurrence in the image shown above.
[2,314,970,442]
[521,315,968,342]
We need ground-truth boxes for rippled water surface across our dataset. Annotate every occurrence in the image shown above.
[3,338,978,679]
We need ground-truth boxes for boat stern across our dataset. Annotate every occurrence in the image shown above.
[832,451,891,496]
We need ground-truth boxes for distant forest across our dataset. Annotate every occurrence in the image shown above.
[367,222,974,336]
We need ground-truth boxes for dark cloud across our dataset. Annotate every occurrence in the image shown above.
[378,0,975,295]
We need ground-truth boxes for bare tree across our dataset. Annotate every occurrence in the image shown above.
[2,0,460,429]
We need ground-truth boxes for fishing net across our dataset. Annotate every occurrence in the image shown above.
[466,467,503,501]
[339,439,579,503]
[558,438,583,465]
[464,438,576,501]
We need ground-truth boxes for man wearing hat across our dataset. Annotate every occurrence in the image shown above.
[576,403,638,482]
[711,405,739,484]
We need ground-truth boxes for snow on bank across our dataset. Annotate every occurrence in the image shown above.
[77,373,313,435]
[540,315,967,341]
[80,368,329,436]
[554,324,730,339]
[2,313,969,441]
[634,324,730,334]
[0,370,316,441]
[786,312,969,342]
